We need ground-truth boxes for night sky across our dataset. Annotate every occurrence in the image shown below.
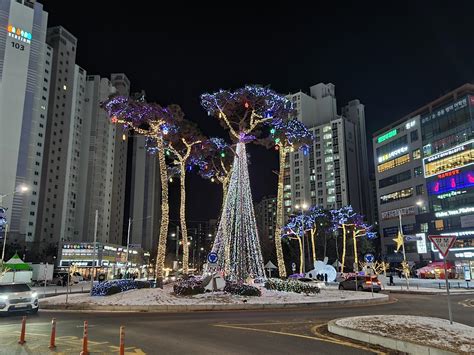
[41,1,474,222]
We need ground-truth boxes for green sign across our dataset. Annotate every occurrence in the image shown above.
[377,129,397,143]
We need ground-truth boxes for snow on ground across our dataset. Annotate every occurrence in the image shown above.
[336,315,474,354]
[40,283,386,306]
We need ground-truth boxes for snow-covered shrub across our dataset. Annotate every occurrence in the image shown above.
[224,282,261,296]
[91,279,151,296]
[173,276,205,296]
[264,278,320,294]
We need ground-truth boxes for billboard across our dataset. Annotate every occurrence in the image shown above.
[423,140,474,178]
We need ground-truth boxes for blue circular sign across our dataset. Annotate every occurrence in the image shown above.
[364,253,375,263]
[207,252,218,264]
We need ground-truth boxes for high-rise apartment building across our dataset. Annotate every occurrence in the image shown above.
[35,26,85,247]
[373,84,474,279]
[285,83,369,219]
[0,0,50,245]
[255,196,277,240]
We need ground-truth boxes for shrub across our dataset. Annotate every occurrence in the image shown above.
[173,277,205,296]
[264,278,320,294]
[91,279,151,296]
[224,282,261,297]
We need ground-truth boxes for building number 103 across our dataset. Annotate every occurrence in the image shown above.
[11,41,25,51]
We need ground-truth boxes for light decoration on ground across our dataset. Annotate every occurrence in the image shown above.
[102,95,178,287]
[201,85,287,281]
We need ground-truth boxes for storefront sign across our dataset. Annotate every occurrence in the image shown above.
[435,207,474,218]
[441,230,474,237]
[405,120,416,130]
[378,146,409,163]
[377,129,397,144]
[381,206,415,220]
[421,97,468,124]
[416,233,427,254]
[428,169,474,195]
[423,140,474,178]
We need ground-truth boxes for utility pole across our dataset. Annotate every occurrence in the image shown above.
[1,223,8,263]
[90,210,98,293]
[125,217,131,277]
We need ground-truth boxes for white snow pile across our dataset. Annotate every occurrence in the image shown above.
[336,315,474,354]
[40,283,386,307]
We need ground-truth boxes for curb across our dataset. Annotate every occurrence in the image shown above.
[328,318,456,355]
[39,294,389,312]
[383,290,474,296]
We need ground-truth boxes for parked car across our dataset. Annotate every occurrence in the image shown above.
[72,272,83,283]
[297,277,326,289]
[0,283,39,315]
[338,275,381,292]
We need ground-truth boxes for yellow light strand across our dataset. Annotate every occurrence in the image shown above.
[274,146,287,278]
[341,224,347,273]
[310,227,316,267]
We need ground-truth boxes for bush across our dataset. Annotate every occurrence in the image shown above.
[264,278,320,294]
[224,282,261,297]
[173,277,205,296]
[91,279,151,296]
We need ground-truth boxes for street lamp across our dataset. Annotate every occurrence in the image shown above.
[1,185,29,263]
[125,216,152,277]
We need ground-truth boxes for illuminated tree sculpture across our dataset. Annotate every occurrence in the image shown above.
[167,119,206,275]
[201,85,291,281]
[261,118,312,277]
[102,96,177,287]
[331,206,374,273]
[282,213,312,274]
[306,206,333,266]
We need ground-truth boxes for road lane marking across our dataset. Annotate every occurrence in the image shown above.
[214,322,386,354]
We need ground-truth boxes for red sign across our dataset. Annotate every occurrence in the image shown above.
[428,235,457,257]
[437,169,460,179]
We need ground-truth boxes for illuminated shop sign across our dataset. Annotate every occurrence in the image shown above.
[441,230,474,237]
[416,233,427,254]
[405,120,416,130]
[423,140,474,178]
[437,190,467,199]
[377,129,397,144]
[377,154,410,173]
[435,206,474,218]
[421,96,468,124]
[428,169,474,195]
[380,187,413,204]
[381,206,415,220]
[7,24,32,43]
[378,146,408,163]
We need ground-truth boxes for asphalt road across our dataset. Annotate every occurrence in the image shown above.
[0,293,472,354]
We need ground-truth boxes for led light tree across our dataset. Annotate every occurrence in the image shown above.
[331,206,373,273]
[102,96,177,287]
[201,85,292,281]
[260,118,312,277]
[306,206,334,266]
[167,119,206,275]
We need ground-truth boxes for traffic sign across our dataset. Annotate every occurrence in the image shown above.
[207,252,218,264]
[364,253,375,263]
[404,235,422,242]
[428,235,457,257]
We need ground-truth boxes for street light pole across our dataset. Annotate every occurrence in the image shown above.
[398,210,410,290]
[125,217,131,277]
[90,210,98,293]
[1,223,8,263]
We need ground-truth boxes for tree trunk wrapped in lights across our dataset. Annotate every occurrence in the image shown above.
[101,96,181,287]
[274,146,288,277]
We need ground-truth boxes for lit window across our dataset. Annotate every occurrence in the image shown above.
[63,85,67,90]
[377,154,410,173]
[412,149,421,160]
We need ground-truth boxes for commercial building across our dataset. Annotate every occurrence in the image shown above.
[373,116,429,263]
[0,0,50,245]
[373,84,474,280]
[285,83,370,219]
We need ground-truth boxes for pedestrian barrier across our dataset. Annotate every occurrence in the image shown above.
[119,326,125,355]
[80,320,88,355]
[49,318,56,350]
[18,316,26,345]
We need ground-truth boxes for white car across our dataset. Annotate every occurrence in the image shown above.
[0,283,39,315]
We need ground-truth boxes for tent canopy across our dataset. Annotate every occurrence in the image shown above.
[4,253,32,271]
[264,261,277,269]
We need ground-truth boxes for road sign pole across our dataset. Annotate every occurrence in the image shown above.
[444,258,453,325]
